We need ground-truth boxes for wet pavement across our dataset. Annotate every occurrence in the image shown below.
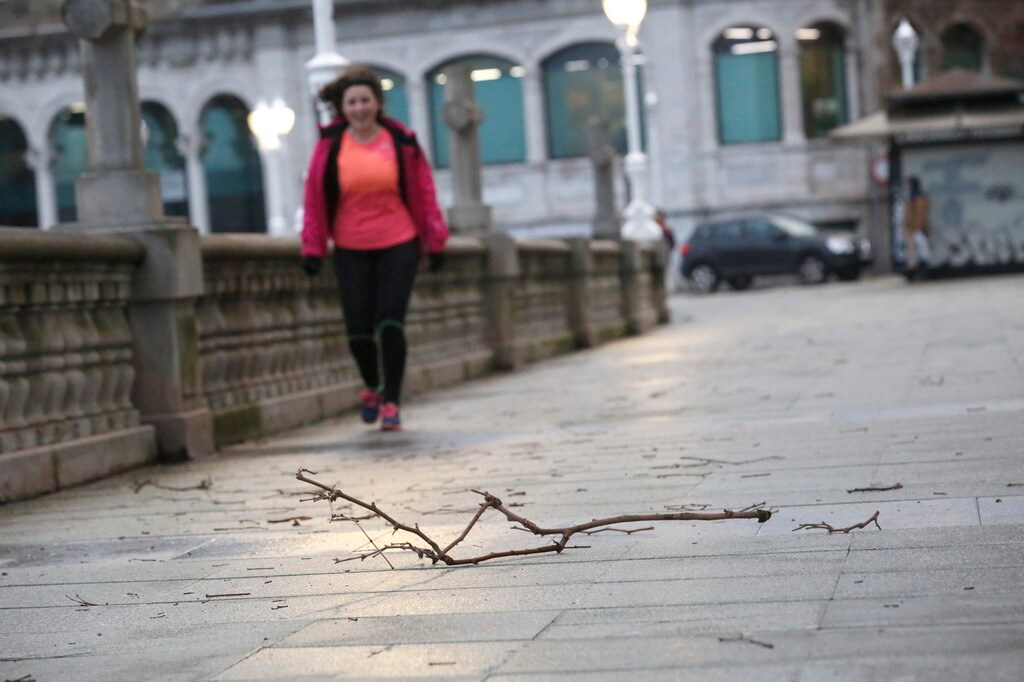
[2,273,1023,680]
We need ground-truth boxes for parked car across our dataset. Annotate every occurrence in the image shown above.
[680,214,872,293]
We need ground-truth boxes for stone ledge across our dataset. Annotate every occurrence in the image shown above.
[0,425,157,503]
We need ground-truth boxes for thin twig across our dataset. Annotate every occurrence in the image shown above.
[793,511,881,534]
[267,516,312,524]
[718,634,774,649]
[66,594,100,607]
[847,483,902,493]
[297,469,771,566]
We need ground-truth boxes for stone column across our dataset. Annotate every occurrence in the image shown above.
[179,133,210,234]
[442,65,492,234]
[778,44,806,146]
[25,148,58,230]
[521,66,546,164]
[60,0,213,460]
[406,78,432,161]
[566,237,598,348]
[481,233,521,370]
[588,120,619,240]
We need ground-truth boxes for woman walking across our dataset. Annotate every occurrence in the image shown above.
[301,65,449,431]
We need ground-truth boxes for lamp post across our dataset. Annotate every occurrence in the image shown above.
[892,18,920,90]
[306,0,349,123]
[248,98,296,235]
[603,0,659,241]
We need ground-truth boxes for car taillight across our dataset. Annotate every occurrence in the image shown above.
[681,243,692,257]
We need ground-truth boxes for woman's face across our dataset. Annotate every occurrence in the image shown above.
[342,85,381,133]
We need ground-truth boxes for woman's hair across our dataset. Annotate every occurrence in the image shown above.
[319,65,385,119]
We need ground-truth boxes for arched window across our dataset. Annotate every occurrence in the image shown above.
[713,26,782,145]
[942,23,985,72]
[141,101,189,218]
[427,55,526,168]
[797,22,849,138]
[542,42,641,159]
[0,115,36,227]
[49,105,88,223]
[199,95,265,233]
[373,66,409,126]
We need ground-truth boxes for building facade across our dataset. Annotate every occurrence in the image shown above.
[0,0,1015,248]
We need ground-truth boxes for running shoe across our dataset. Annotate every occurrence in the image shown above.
[380,402,401,431]
[359,389,380,424]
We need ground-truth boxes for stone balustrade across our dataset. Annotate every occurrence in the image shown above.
[1,229,667,499]
[0,228,156,501]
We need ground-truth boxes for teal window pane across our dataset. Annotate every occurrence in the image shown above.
[200,95,266,233]
[942,24,984,72]
[715,50,781,144]
[0,116,37,227]
[427,56,526,168]
[799,24,849,138]
[49,109,89,222]
[542,42,645,159]
[141,102,189,218]
[375,67,409,126]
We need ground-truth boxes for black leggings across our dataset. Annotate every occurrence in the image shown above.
[333,238,419,404]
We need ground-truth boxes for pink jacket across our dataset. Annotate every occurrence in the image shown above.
[301,116,449,258]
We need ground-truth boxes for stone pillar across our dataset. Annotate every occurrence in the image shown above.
[619,240,643,335]
[521,67,546,164]
[26,148,58,230]
[407,78,432,161]
[778,44,806,146]
[481,233,521,370]
[566,238,598,348]
[179,133,210,234]
[60,0,213,460]
[442,65,492,234]
[588,120,619,240]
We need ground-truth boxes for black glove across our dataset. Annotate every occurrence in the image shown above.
[301,255,322,276]
[428,252,445,273]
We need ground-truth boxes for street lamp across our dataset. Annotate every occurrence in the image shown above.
[603,0,660,241]
[306,0,349,124]
[892,18,920,90]
[248,98,296,235]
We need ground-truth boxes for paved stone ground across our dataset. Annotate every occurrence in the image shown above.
[2,273,1023,681]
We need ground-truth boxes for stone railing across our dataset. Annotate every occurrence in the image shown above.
[196,235,667,447]
[0,228,156,501]
[1,229,667,499]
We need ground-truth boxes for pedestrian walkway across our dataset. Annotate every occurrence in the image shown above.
[2,274,1023,680]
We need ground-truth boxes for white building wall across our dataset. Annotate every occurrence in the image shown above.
[0,0,878,239]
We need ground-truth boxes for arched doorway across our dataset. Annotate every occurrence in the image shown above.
[0,114,37,227]
[200,95,266,233]
[49,105,88,223]
[426,54,526,168]
[142,101,189,218]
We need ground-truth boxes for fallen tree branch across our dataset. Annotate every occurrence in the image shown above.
[295,469,772,566]
[793,511,881,534]
[847,483,902,493]
[134,477,212,494]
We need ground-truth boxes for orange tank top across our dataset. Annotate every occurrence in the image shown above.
[333,129,417,250]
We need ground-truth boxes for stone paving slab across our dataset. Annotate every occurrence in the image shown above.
[1,275,1023,679]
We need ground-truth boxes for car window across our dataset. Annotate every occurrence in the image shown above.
[711,221,742,241]
[745,219,783,240]
[769,215,818,238]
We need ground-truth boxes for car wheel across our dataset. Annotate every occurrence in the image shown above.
[797,255,827,285]
[728,276,752,291]
[687,263,720,293]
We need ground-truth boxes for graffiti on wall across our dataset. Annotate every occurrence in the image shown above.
[894,140,1024,270]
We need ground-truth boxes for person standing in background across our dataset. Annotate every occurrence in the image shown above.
[301,65,449,431]
[902,176,932,278]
